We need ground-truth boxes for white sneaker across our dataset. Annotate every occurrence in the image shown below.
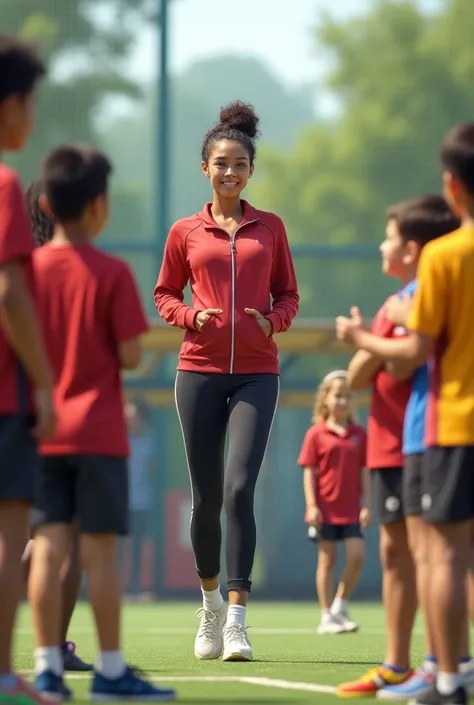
[332,610,359,633]
[461,660,474,695]
[222,623,253,662]
[317,613,346,634]
[194,604,227,660]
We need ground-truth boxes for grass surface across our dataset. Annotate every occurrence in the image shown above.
[15,601,429,703]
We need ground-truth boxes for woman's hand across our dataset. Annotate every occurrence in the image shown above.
[195,308,222,331]
[245,308,272,337]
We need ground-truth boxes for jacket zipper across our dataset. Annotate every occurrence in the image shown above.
[227,219,258,374]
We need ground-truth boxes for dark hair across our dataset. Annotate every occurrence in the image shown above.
[25,180,54,247]
[386,195,459,247]
[440,122,474,193]
[0,34,45,103]
[40,144,113,221]
[201,101,260,165]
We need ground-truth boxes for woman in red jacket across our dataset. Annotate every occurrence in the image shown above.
[154,101,299,663]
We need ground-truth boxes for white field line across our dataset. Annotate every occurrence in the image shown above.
[15,626,425,637]
[17,672,337,694]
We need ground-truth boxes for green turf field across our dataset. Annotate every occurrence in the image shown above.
[15,601,428,703]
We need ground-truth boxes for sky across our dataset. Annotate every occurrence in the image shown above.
[126,0,442,88]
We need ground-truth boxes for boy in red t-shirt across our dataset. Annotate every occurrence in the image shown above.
[298,370,371,636]
[0,34,56,705]
[27,145,175,702]
[335,203,419,697]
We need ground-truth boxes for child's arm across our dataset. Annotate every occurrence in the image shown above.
[109,263,149,370]
[303,467,322,528]
[347,349,382,390]
[118,337,142,370]
[359,468,372,528]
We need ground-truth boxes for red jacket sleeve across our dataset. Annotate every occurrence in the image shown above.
[265,215,299,334]
[154,223,198,330]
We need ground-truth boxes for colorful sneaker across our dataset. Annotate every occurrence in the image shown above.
[337,666,413,698]
[62,641,93,672]
[89,666,175,702]
[408,683,468,705]
[0,674,63,703]
[35,670,73,702]
[460,661,474,696]
[317,613,346,635]
[194,604,227,660]
[378,668,435,700]
[222,623,253,662]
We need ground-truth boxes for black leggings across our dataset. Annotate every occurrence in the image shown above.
[175,371,280,592]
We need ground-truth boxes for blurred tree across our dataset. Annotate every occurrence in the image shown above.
[1,0,153,181]
[250,0,474,318]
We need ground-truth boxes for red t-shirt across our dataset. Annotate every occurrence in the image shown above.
[0,164,35,415]
[34,243,149,457]
[367,299,411,469]
[297,421,367,525]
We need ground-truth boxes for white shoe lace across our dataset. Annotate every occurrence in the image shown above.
[225,623,250,645]
[195,608,221,641]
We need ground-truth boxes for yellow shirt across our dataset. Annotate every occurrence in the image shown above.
[408,226,474,446]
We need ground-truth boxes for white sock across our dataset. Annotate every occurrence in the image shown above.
[437,672,462,695]
[331,597,347,615]
[202,586,224,612]
[423,656,438,675]
[34,647,63,677]
[226,605,246,629]
[96,651,126,680]
[322,608,332,622]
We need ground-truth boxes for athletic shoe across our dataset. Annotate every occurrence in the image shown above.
[89,666,175,702]
[62,641,93,672]
[222,623,253,662]
[194,604,227,660]
[337,666,413,698]
[317,613,346,635]
[378,668,435,700]
[460,661,474,695]
[0,675,59,704]
[332,611,359,633]
[408,684,467,705]
[35,670,73,702]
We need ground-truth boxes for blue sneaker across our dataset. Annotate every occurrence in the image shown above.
[35,670,73,701]
[377,669,435,700]
[89,666,175,702]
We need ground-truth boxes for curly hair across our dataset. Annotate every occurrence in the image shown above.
[312,370,353,425]
[201,100,261,165]
[25,180,54,247]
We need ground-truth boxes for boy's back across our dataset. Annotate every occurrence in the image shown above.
[409,225,474,446]
[34,243,148,456]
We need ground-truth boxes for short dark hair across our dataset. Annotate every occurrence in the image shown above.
[440,122,474,193]
[40,144,113,221]
[386,195,459,247]
[0,34,45,103]
[202,101,260,165]
[25,180,54,247]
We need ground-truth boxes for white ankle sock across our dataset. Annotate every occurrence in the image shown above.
[437,672,462,695]
[96,651,126,680]
[331,597,347,615]
[322,608,332,622]
[226,605,246,628]
[202,586,224,612]
[34,647,63,676]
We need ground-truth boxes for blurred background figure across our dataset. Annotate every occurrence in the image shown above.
[122,400,156,600]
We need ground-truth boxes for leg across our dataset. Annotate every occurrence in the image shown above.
[315,536,344,635]
[29,456,75,700]
[332,531,365,633]
[77,455,174,702]
[223,373,279,661]
[175,371,229,660]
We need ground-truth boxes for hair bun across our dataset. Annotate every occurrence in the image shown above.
[218,101,260,139]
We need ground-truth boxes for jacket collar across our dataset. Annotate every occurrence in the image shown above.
[199,200,259,229]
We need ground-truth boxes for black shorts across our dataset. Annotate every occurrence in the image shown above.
[402,453,423,517]
[421,446,474,524]
[0,414,38,504]
[372,467,404,524]
[308,523,363,543]
[34,455,129,535]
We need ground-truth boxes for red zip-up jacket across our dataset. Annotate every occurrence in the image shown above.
[154,200,299,375]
